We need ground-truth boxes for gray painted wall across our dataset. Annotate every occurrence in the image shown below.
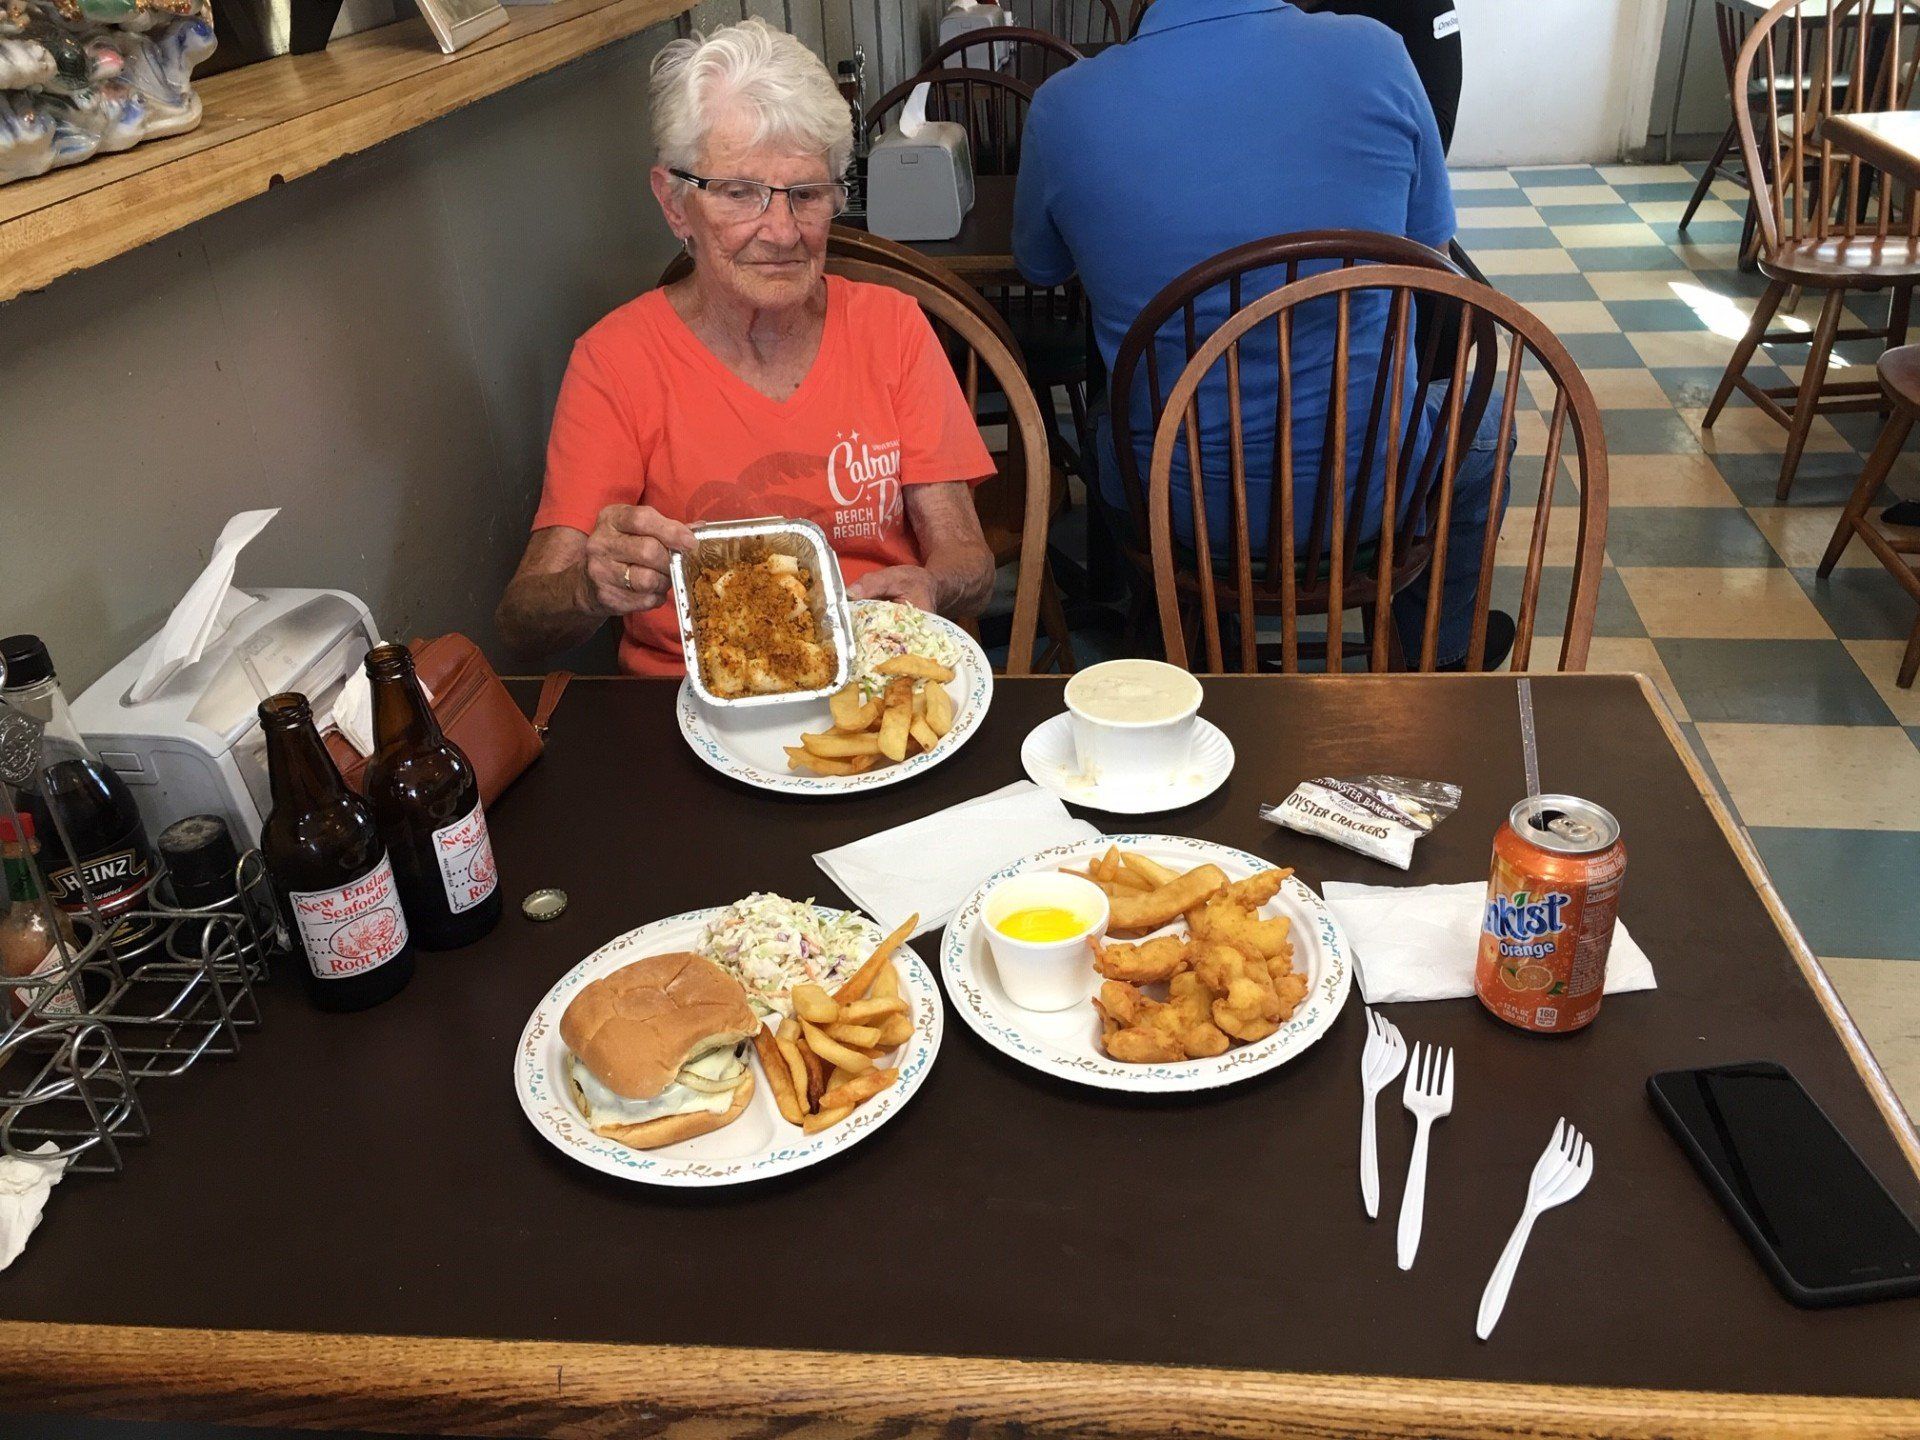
[0,28,688,691]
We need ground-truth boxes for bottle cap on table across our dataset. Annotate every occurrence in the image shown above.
[521,889,567,922]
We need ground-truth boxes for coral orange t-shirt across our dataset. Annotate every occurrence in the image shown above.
[532,276,995,676]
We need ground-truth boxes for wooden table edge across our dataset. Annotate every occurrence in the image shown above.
[1819,112,1920,189]
[7,672,1916,1439]
[3,1321,1920,1439]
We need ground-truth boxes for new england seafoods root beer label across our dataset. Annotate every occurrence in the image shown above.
[289,857,411,980]
[431,802,497,915]
[1476,795,1626,1035]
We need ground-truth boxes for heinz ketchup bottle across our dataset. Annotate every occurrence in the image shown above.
[258,693,415,1011]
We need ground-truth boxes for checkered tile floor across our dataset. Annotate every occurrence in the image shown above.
[1460,163,1920,1108]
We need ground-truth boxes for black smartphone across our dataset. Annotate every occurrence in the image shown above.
[1647,1061,1920,1308]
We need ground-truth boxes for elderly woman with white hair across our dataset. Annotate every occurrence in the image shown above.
[497,18,997,675]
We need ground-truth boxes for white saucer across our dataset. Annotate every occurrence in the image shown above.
[1019,712,1234,814]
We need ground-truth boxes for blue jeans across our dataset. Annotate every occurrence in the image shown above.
[1092,388,1512,668]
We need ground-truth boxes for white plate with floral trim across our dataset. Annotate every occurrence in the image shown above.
[940,834,1351,1094]
[676,601,992,796]
[515,906,943,1187]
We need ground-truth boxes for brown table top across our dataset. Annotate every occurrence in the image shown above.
[1822,111,1920,190]
[2,674,1918,1439]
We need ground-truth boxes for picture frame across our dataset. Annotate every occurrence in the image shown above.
[416,0,508,54]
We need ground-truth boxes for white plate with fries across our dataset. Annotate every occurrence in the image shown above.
[941,835,1352,1094]
[676,601,992,795]
[514,906,943,1186]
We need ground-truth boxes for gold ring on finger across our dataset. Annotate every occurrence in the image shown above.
[621,563,633,591]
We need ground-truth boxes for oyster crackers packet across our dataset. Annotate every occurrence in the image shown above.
[1261,775,1463,870]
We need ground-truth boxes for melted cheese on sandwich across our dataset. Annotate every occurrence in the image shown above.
[568,1044,747,1126]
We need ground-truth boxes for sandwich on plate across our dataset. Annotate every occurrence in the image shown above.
[559,951,757,1149]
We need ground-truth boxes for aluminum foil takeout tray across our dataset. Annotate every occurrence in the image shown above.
[671,517,854,709]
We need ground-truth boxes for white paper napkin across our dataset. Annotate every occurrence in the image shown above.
[129,509,278,703]
[0,1143,67,1270]
[330,666,431,758]
[1323,880,1657,1005]
[814,780,1101,939]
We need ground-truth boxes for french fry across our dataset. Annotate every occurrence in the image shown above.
[826,1022,883,1048]
[801,730,883,758]
[827,683,863,729]
[872,962,899,1001]
[923,680,953,736]
[819,1067,897,1111]
[774,1031,812,1115]
[874,1013,914,1048]
[909,717,940,753]
[802,1103,855,1134]
[878,678,912,763]
[839,996,907,1024]
[792,984,838,1024]
[912,685,928,719]
[800,1041,828,1108]
[1092,845,1122,883]
[835,916,916,1003]
[877,655,956,683]
[1121,851,1180,887]
[785,747,874,776]
[800,1016,873,1074]
[755,1025,803,1125]
[1117,854,1163,891]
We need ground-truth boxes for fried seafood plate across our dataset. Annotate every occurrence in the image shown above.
[1076,847,1310,1063]
[692,552,836,698]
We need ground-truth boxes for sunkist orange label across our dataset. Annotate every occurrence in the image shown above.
[1475,842,1626,1034]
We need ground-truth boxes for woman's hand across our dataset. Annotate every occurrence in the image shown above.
[849,565,940,612]
[578,505,697,617]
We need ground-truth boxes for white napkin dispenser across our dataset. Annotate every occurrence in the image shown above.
[68,588,380,849]
[937,2,1011,67]
[866,120,974,242]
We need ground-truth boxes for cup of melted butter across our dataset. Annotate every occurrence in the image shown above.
[982,871,1109,1012]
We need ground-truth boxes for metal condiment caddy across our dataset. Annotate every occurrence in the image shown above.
[0,773,275,1175]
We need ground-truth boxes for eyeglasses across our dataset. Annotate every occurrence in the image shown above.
[670,168,849,225]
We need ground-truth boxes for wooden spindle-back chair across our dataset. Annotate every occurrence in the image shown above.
[1107,231,1463,646]
[1144,266,1609,675]
[1704,0,1920,501]
[917,25,1084,89]
[1125,0,1154,38]
[1006,0,1123,51]
[1680,3,1762,248]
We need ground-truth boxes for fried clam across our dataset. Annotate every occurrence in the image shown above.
[1193,941,1285,1043]
[1089,934,1191,984]
[1188,892,1294,962]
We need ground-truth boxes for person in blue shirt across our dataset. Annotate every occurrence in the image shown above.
[1013,0,1512,668]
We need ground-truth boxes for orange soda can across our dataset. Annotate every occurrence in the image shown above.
[1476,795,1626,1034]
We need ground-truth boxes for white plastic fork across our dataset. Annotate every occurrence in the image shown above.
[1476,1118,1594,1340]
[1359,1009,1408,1218]
[1396,1041,1455,1270]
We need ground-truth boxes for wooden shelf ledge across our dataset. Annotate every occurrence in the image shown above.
[0,0,688,303]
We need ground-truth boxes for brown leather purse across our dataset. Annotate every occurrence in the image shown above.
[327,634,571,806]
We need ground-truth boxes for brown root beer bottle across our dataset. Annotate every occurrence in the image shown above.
[360,645,501,950]
[258,693,415,1011]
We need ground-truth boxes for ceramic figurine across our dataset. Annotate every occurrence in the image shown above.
[0,0,212,184]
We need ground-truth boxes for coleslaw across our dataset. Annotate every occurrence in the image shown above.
[853,600,964,698]
[698,892,871,1016]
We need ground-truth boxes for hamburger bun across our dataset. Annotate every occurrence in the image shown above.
[559,952,759,1150]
